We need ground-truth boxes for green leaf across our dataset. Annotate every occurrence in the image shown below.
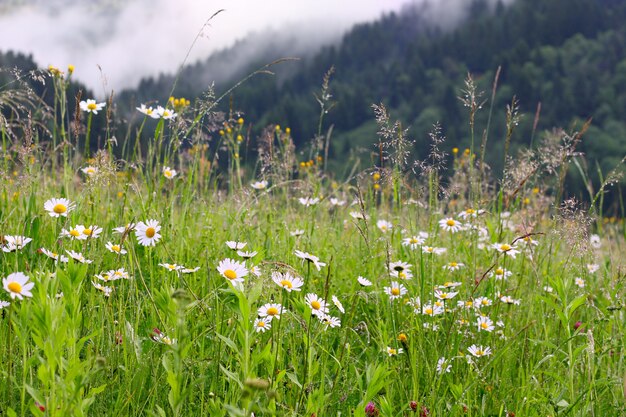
[220,364,243,389]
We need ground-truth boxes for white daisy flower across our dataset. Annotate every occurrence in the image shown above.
[226,241,247,250]
[81,165,98,176]
[422,246,447,255]
[468,344,492,358]
[458,208,484,219]
[305,293,329,317]
[290,229,305,237]
[3,272,34,300]
[384,281,407,301]
[105,242,127,255]
[92,280,113,297]
[439,218,463,233]
[237,250,257,259]
[329,198,345,206]
[135,219,162,246]
[1,235,32,252]
[160,263,183,272]
[492,243,520,258]
[499,295,521,305]
[254,317,271,332]
[357,276,372,287]
[376,219,392,233]
[251,180,268,190]
[402,235,426,249]
[61,225,87,240]
[136,104,159,119]
[298,197,320,207]
[294,250,326,271]
[79,99,106,114]
[66,250,93,264]
[216,258,248,284]
[474,297,492,308]
[155,106,177,120]
[386,346,404,356]
[443,261,464,271]
[113,223,136,234]
[163,166,177,180]
[421,304,444,316]
[151,328,176,345]
[436,357,452,374]
[349,211,368,220]
[272,271,304,292]
[44,197,75,218]
[437,281,462,289]
[434,289,458,301]
[40,247,69,263]
[575,277,585,288]
[477,316,495,332]
[258,303,284,320]
[331,295,345,313]
[320,315,341,329]
[181,267,200,274]
[490,267,512,280]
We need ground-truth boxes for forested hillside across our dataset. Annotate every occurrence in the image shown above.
[2,0,625,205]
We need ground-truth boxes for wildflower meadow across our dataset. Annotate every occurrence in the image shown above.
[0,64,625,417]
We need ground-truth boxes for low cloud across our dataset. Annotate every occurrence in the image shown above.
[0,0,514,95]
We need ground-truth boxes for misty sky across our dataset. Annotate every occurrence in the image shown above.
[0,0,409,94]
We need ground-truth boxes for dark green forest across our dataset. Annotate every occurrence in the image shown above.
[1,0,625,208]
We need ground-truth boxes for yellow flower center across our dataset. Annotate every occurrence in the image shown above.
[164,170,172,177]
[449,262,457,267]
[410,238,418,244]
[280,280,293,289]
[87,168,95,174]
[145,227,156,238]
[257,321,266,328]
[425,308,433,315]
[163,110,170,117]
[83,228,92,236]
[391,287,400,296]
[311,300,321,310]
[70,229,80,237]
[53,203,67,214]
[147,108,153,115]
[481,322,489,329]
[495,268,504,275]
[466,209,475,214]
[398,333,407,342]
[8,282,22,293]
[111,245,121,252]
[168,265,176,270]
[476,350,484,356]
[500,244,511,251]
[266,307,279,316]
[398,272,406,279]
[446,219,456,226]
[388,348,397,355]
[481,299,489,305]
[224,269,237,280]
[87,102,97,110]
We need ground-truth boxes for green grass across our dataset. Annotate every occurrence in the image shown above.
[0,68,624,417]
